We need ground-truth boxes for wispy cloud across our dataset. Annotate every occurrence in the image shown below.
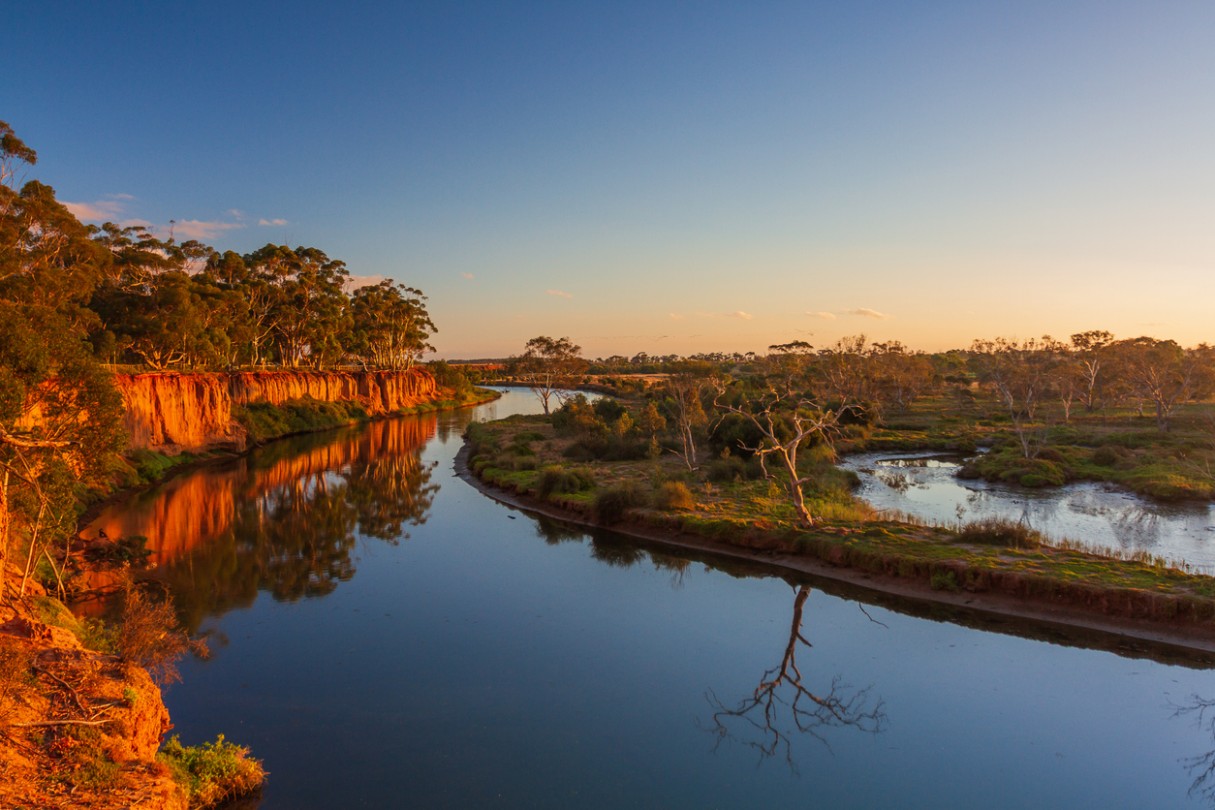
[848,307,889,319]
[730,311,753,320]
[62,198,127,221]
[172,219,245,240]
[668,312,685,321]
[546,289,573,299]
[807,311,837,320]
[461,272,475,280]
[258,217,289,226]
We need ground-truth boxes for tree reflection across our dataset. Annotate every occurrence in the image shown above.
[148,426,438,633]
[708,584,885,767]
[1175,695,1215,804]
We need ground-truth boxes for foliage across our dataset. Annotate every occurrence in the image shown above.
[117,585,206,685]
[593,483,646,524]
[515,335,586,415]
[653,480,695,511]
[159,734,265,809]
[536,465,595,498]
[235,399,367,444]
[956,517,1043,549]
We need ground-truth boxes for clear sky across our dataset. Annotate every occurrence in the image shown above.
[6,1,1213,359]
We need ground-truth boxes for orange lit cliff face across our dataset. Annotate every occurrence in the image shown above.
[112,369,437,453]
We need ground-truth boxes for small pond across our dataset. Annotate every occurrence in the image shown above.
[840,451,1215,572]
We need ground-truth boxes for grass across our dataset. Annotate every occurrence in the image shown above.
[159,734,265,809]
[466,407,1215,628]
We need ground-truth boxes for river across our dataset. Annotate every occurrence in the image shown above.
[85,390,1215,809]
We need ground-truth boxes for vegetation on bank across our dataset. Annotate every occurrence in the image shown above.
[466,401,1215,628]
[159,735,265,809]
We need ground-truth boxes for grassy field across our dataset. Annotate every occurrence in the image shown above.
[466,409,1215,628]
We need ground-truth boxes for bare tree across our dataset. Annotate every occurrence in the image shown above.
[714,379,853,527]
[663,372,709,470]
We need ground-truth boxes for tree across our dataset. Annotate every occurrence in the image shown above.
[517,336,585,415]
[348,281,436,370]
[661,365,710,470]
[969,337,1058,458]
[713,377,853,527]
[0,123,126,599]
[1113,337,1208,431]
[1070,330,1115,412]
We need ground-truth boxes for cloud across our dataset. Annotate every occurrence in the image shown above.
[171,219,245,240]
[807,311,837,320]
[63,198,127,221]
[730,311,753,320]
[258,217,289,226]
[461,272,475,280]
[228,209,246,219]
[668,313,685,321]
[848,308,889,319]
[546,289,573,299]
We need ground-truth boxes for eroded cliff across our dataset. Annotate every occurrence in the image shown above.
[115,369,438,453]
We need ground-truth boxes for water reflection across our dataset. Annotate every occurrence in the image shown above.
[82,417,440,631]
[1176,696,1215,805]
[842,451,1215,570]
[707,584,886,766]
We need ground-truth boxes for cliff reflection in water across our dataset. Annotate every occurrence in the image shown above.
[85,417,440,632]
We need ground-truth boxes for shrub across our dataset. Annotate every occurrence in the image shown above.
[931,570,961,591]
[118,587,207,685]
[593,483,645,524]
[536,466,595,497]
[957,517,1043,550]
[159,734,265,809]
[653,481,695,511]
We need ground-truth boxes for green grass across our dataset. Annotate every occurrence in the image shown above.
[467,407,1215,627]
[159,734,265,809]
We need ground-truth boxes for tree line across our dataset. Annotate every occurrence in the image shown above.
[0,120,436,600]
[513,330,1215,526]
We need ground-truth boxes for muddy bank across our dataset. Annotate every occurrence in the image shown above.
[454,445,1215,658]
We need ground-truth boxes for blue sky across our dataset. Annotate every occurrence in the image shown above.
[6,1,1214,358]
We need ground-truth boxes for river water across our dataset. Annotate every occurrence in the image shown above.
[85,390,1215,809]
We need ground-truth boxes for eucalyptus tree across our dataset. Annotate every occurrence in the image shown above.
[349,281,436,370]
[969,337,1059,458]
[1112,337,1211,431]
[517,336,586,415]
[0,123,125,597]
[714,357,856,527]
[247,244,351,368]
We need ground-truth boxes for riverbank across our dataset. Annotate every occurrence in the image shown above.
[1,384,500,808]
[461,414,1215,656]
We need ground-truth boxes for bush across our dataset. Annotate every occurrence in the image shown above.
[118,587,206,686]
[159,734,265,809]
[593,483,645,524]
[957,517,1043,550]
[706,455,764,483]
[536,466,595,497]
[653,481,695,511]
